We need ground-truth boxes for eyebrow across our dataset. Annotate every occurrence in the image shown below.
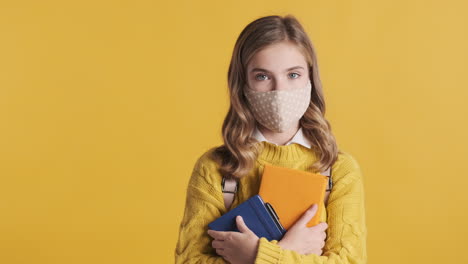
[250,66,305,73]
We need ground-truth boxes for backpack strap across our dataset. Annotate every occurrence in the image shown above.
[221,177,238,210]
[321,166,332,190]
[221,166,333,211]
[321,166,333,205]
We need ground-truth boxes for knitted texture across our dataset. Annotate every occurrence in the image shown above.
[175,141,367,264]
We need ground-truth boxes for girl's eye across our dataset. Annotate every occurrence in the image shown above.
[255,74,268,81]
[289,72,300,79]
[254,73,300,81]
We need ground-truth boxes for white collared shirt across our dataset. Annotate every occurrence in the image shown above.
[252,126,312,148]
[251,126,332,191]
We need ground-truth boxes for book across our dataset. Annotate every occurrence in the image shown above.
[208,194,286,241]
[258,163,329,229]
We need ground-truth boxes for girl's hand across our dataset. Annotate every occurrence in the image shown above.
[278,204,328,255]
[207,216,259,264]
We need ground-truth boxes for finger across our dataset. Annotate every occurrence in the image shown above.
[211,239,224,249]
[215,248,226,257]
[207,229,228,240]
[310,222,327,231]
[321,231,327,241]
[236,215,254,235]
[295,204,318,227]
[319,222,328,230]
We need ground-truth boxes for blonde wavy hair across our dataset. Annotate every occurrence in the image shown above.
[212,14,341,180]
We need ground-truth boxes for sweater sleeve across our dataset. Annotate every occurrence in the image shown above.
[254,154,368,264]
[174,155,229,264]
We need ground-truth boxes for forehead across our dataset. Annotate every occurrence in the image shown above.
[247,41,308,72]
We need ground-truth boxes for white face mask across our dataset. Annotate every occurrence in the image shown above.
[244,80,312,133]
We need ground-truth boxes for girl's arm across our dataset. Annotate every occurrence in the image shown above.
[255,153,368,264]
[174,154,229,264]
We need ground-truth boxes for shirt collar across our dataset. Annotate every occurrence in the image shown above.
[252,125,312,148]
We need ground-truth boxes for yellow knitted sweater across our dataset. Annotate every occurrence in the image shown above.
[175,141,367,263]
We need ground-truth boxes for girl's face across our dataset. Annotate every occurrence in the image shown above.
[246,41,310,93]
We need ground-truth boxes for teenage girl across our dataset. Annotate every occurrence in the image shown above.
[175,14,367,264]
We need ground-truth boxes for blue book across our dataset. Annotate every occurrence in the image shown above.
[208,195,286,241]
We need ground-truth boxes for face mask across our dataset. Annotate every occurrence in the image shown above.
[244,80,312,133]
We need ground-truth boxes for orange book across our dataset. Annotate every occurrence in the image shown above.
[258,163,328,229]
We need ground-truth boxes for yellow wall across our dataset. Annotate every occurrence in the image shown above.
[1,0,467,263]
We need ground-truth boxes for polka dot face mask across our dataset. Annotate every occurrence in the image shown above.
[244,80,312,133]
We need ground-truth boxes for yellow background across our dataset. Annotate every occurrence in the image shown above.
[1,0,467,263]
